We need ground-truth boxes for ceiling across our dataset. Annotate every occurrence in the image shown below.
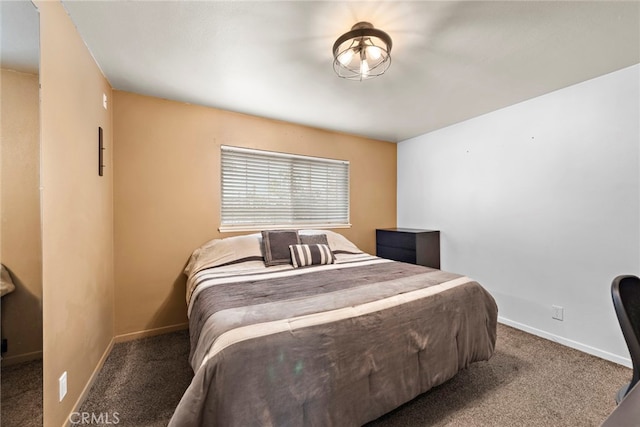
[0,0,39,74]
[17,2,640,142]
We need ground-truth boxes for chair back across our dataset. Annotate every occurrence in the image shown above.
[612,275,640,395]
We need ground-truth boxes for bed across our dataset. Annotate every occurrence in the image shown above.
[169,230,498,426]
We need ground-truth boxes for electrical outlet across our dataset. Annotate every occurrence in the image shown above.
[59,371,67,402]
[552,305,564,321]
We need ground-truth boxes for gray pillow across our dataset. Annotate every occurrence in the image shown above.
[261,230,300,266]
[300,233,329,246]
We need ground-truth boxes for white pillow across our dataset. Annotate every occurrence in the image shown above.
[184,233,263,276]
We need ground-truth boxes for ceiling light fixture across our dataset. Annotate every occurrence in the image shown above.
[332,22,392,81]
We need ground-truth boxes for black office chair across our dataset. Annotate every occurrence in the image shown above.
[611,275,640,404]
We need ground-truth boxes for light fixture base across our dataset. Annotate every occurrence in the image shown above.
[351,21,374,31]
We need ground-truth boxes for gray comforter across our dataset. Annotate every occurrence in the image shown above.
[170,255,498,426]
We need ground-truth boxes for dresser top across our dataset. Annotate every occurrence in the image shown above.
[376,228,439,233]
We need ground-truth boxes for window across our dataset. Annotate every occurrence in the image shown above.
[220,145,350,232]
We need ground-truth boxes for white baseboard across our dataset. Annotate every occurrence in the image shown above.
[1,349,43,366]
[63,337,115,427]
[498,316,632,368]
[114,322,188,343]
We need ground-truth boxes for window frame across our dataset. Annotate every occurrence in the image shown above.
[219,145,351,232]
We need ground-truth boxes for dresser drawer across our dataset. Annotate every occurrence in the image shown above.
[376,230,416,250]
[376,245,417,264]
[376,228,440,269]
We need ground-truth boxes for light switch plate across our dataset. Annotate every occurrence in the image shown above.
[59,371,67,402]
[552,305,564,321]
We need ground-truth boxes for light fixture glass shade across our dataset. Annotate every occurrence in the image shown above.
[333,22,392,81]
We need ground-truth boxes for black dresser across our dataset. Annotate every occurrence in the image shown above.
[376,228,440,269]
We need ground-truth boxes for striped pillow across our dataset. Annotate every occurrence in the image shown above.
[289,244,335,268]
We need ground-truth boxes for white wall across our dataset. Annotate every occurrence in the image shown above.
[398,64,640,366]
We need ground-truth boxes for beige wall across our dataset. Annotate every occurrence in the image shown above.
[38,1,114,426]
[0,69,43,364]
[31,3,395,423]
[113,91,397,336]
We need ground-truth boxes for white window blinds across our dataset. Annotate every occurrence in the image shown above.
[220,146,350,231]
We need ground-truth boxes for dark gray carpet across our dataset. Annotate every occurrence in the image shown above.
[1,358,43,427]
[78,324,630,426]
[367,324,629,426]
[78,330,192,427]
